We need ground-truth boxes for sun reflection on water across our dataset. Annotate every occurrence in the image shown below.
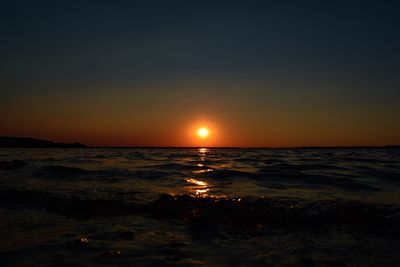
[186,178,207,186]
[192,168,214,174]
[185,178,210,195]
[198,148,208,153]
[195,188,210,194]
[181,148,214,196]
[198,148,209,162]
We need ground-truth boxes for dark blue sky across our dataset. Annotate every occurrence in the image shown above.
[1,0,399,146]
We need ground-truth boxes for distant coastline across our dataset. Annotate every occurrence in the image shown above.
[0,136,86,148]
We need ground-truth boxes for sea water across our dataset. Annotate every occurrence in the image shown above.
[1,148,399,266]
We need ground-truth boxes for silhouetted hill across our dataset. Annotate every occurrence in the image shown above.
[0,137,86,148]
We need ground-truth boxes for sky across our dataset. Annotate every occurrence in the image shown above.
[1,0,399,147]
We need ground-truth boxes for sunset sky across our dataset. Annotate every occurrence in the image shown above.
[1,1,399,147]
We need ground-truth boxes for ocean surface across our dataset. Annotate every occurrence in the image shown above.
[0,148,399,266]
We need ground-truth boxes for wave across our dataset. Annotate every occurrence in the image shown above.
[145,163,202,172]
[255,170,379,191]
[261,162,350,171]
[29,163,382,191]
[1,188,398,235]
[355,169,400,183]
[63,157,102,164]
[201,169,256,179]
[0,160,27,170]
[34,165,92,178]
[33,165,172,180]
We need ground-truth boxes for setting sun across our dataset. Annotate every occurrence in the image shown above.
[197,127,210,139]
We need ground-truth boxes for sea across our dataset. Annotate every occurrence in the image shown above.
[0,148,399,267]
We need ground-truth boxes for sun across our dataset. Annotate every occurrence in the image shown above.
[197,127,209,139]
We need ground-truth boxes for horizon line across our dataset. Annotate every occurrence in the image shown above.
[82,145,400,149]
[1,136,399,149]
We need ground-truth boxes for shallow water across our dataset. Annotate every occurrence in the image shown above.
[0,148,399,266]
